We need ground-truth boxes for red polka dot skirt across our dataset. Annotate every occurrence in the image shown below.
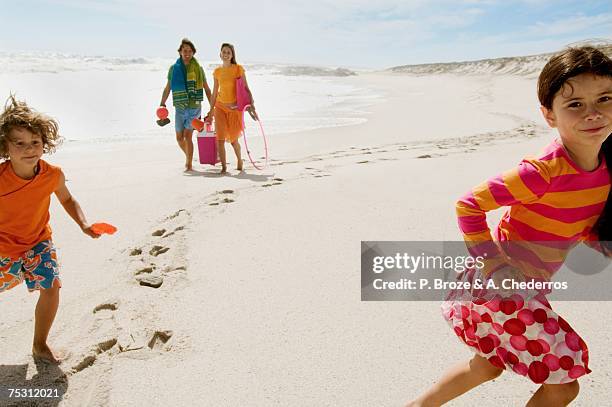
[442,270,590,384]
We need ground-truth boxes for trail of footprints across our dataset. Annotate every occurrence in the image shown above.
[69,189,255,376]
[66,169,327,375]
[68,300,175,376]
[129,208,191,289]
[270,122,543,168]
[69,297,175,375]
[68,208,193,376]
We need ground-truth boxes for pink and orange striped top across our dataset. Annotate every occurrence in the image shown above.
[456,140,610,277]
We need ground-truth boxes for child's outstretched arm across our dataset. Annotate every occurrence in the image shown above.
[457,159,551,276]
[54,172,99,238]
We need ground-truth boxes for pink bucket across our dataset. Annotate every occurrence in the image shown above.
[197,123,219,165]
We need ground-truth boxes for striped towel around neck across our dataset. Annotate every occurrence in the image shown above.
[171,57,204,108]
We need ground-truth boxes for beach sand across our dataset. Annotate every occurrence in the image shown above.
[1,71,610,406]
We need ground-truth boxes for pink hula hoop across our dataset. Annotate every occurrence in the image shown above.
[240,104,269,170]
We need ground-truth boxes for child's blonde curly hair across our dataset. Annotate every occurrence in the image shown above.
[0,95,62,159]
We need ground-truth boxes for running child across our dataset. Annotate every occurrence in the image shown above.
[0,96,101,363]
[408,46,612,406]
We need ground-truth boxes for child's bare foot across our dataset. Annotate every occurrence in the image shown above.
[220,166,228,174]
[237,158,243,171]
[32,343,61,364]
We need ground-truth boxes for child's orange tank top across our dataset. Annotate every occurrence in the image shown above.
[0,160,62,259]
[213,64,245,104]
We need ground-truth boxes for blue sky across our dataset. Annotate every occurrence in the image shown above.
[1,0,610,68]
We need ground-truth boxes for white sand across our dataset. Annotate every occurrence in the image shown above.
[1,72,610,406]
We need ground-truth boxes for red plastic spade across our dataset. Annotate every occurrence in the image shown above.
[91,222,118,235]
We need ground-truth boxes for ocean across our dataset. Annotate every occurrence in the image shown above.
[0,52,382,146]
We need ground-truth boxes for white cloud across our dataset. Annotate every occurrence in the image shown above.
[528,13,612,36]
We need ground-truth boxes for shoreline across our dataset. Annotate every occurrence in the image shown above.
[0,69,379,145]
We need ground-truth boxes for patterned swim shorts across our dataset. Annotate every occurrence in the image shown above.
[0,240,60,292]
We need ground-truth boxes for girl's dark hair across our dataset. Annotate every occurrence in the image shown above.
[597,137,611,252]
[538,45,612,251]
[221,43,237,64]
[537,46,612,109]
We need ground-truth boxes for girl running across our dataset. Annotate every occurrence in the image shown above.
[408,46,612,406]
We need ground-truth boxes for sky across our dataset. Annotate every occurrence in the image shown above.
[0,0,611,68]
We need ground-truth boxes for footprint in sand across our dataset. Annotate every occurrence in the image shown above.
[207,191,234,205]
[134,266,155,275]
[71,337,118,373]
[167,209,187,220]
[67,300,123,374]
[93,302,118,314]
[147,330,174,350]
[149,245,169,257]
[357,160,369,164]
[136,274,164,289]
[311,168,332,178]
[151,229,166,237]
[162,225,184,238]
[129,248,142,256]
